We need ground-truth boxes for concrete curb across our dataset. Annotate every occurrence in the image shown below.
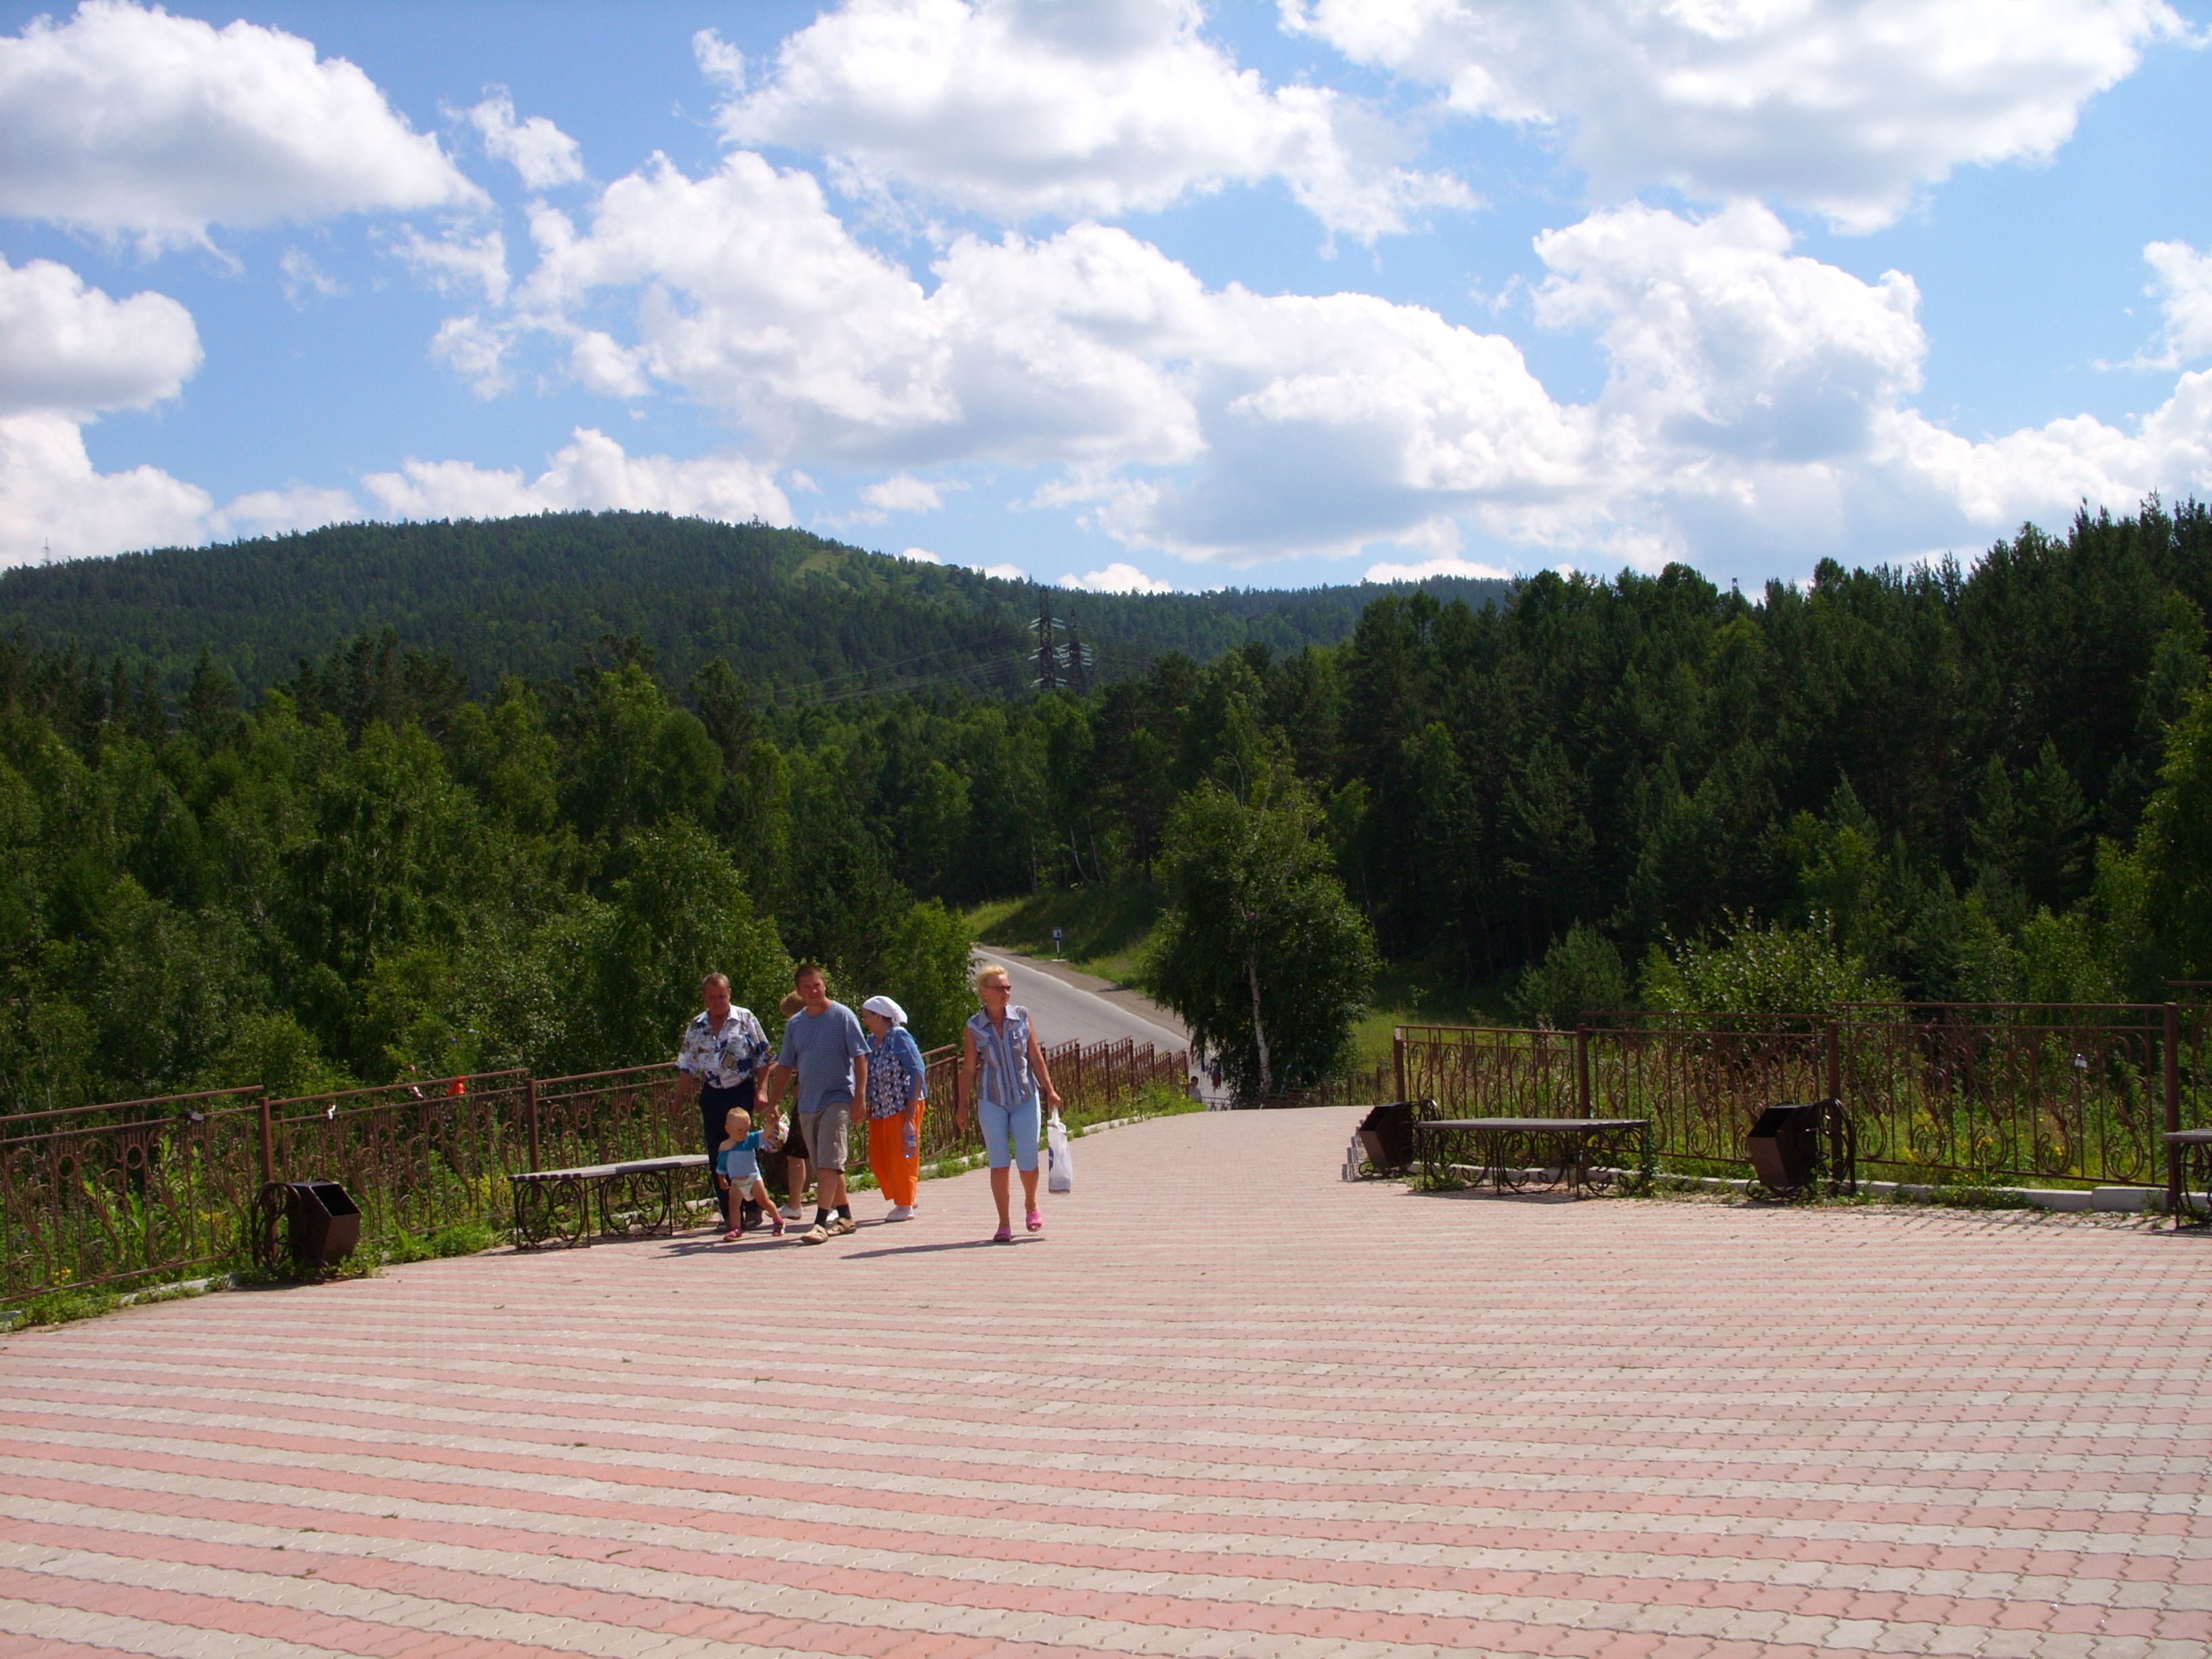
[3,1271,234,1332]
[1368,1157,2203,1216]
[1622,1170,2192,1213]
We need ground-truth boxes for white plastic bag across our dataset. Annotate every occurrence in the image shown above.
[1046,1111,1073,1193]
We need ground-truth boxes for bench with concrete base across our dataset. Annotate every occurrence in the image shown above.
[509,1154,708,1248]
[1414,1116,1652,1197]
[2165,1128,2212,1223]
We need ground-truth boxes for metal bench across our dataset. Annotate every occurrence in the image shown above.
[2165,1128,2212,1224]
[1414,1117,1652,1197]
[508,1154,708,1248]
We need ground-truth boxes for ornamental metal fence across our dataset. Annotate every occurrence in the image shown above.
[0,1031,1192,1305]
[0,1088,266,1305]
[1393,1000,2212,1204]
[266,1071,532,1253]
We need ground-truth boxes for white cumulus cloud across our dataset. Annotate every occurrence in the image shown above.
[1059,560,1174,592]
[2143,240,2212,367]
[394,227,509,305]
[209,483,361,540]
[467,89,584,189]
[470,136,2212,574]
[0,255,202,419]
[0,0,482,248]
[862,473,950,512]
[0,254,218,567]
[897,545,943,562]
[0,412,210,564]
[709,0,1469,239]
[1365,552,1510,582]
[1284,0,2188,232]
[361,427,793,525]
[569,331,652,398]
[429,314,516,398]
[981,562,1027,580]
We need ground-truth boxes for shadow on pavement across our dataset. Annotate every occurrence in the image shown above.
[845,1237,1041,1258]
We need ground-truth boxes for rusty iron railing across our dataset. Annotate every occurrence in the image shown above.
[268,1072,532,1251]
[1835,1004,2195,1197]
[1588,1013,1835,1176]
[1395,1004,2211,1199]
[0,1087,266,1303]
[920,1035,1190,1167]
[0,1031,1195,1302]
[531,1064,691,1172]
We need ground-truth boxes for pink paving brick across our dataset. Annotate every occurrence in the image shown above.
[3,1105,2211,1659]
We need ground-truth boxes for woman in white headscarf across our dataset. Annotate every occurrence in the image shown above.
[859,994,927,1221]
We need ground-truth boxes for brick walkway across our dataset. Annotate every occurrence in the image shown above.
[3,1107,2209,1659]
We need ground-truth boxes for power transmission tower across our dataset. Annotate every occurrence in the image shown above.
[1033,592,1061,691]
[1063,615,1092,694]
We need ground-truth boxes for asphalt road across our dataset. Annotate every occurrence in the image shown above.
[968,945,1189,1056]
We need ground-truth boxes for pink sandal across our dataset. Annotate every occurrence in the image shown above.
[993,1224,1012,1243]
[1026,1208,1043,1233]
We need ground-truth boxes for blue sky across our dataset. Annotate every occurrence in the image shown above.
[1,1,2208,594]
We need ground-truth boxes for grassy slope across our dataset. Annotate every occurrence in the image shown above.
[966,884,1162,987]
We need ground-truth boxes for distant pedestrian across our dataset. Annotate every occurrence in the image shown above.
[957,964,1062,1242]
[860,995,926,1221]
[762,964,871,1244]
[714,1106,783,1240]
[675,973,770,1231]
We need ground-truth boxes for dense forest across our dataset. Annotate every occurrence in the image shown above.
[0,514,1511,699]
[5,497,2212,1114]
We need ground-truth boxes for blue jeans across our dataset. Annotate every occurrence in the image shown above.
[978,1093,1040,1172]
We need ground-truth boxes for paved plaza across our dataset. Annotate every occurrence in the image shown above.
[1,1106,2208,1659]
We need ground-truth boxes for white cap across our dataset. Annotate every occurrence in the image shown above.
[861,995,907,1025]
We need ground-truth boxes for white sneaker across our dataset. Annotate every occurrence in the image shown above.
[779,1204,802,1220]
[884,1205,914,1222]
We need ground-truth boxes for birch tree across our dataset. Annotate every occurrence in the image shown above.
[1145,766,1377,1103]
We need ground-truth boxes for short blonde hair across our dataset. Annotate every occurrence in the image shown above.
[973,964,1010,994]
[723,1105,751,1134]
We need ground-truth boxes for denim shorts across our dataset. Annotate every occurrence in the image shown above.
[977,1094,1040,1172]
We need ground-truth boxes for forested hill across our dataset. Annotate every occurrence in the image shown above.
[0,513,1511,697]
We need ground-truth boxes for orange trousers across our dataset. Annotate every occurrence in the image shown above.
[868,1104,924,1208]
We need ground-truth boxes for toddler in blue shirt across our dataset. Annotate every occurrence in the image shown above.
[717,1107,783,1240]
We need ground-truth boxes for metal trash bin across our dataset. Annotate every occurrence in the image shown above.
[1357,1101,1420,1174]
[1746,1103,1828,1195]
[285,1179,361,1268]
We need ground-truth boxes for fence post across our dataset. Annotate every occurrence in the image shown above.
[1576,1027,1591,1118]
[525,1077,541,1174]
[1393,1031,1406,1104]
[1824,1019,1849,1195]
[256,1091,274,1187]
[2165,1001,2182,1222]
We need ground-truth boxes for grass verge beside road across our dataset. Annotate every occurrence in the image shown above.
[965,884,1161,986]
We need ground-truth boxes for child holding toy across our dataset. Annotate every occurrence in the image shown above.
[716,1106,783,1240]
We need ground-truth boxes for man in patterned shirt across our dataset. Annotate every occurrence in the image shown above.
[676,972,772,1230]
